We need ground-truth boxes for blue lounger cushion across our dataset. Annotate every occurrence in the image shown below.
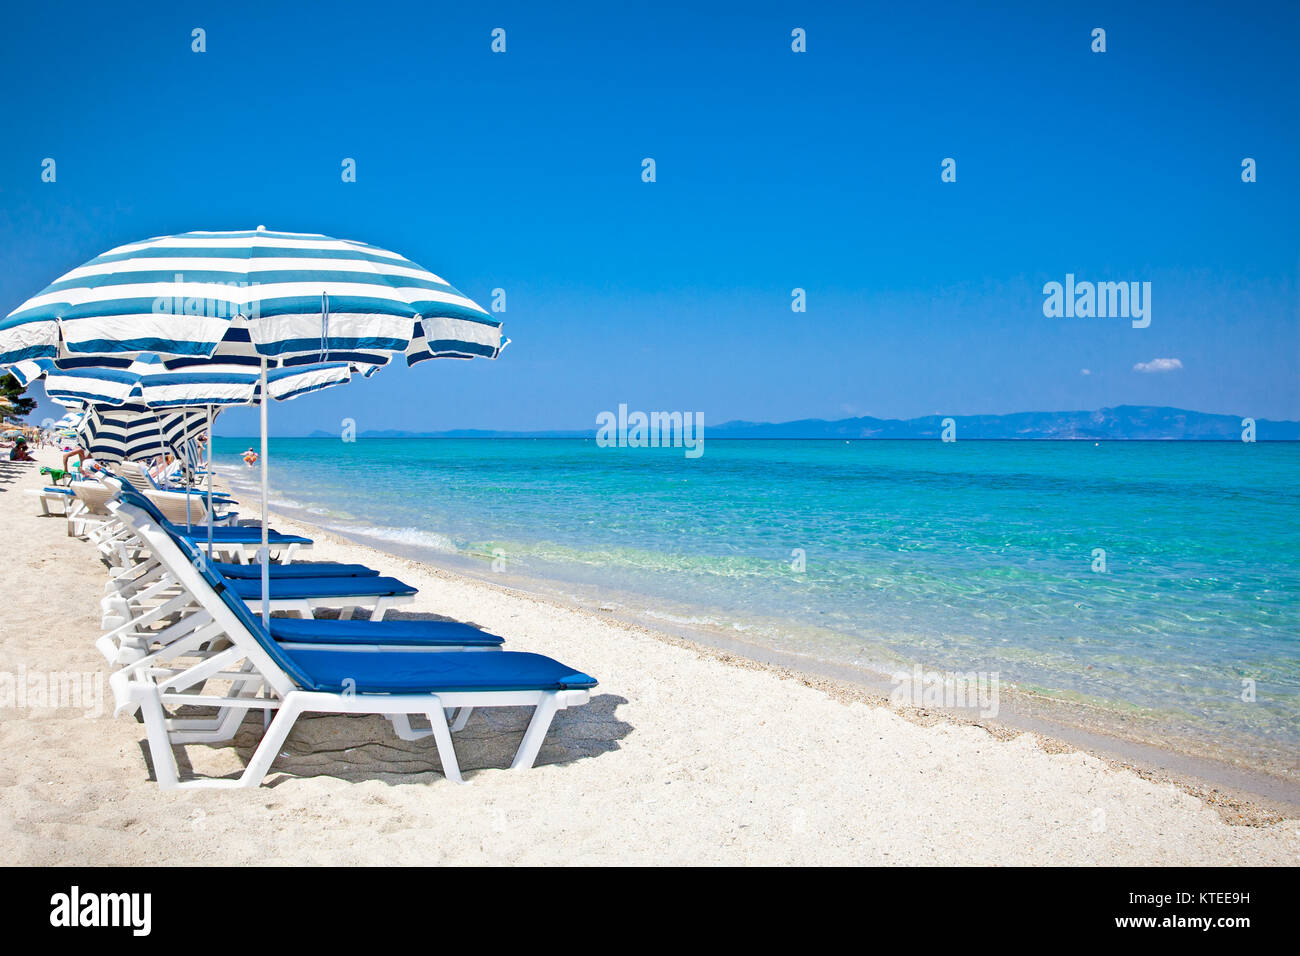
[269,617,505,648]
[174,526,311,544]
[226,575,416,600]
[195,557,597,696]
[111,483,308,545]
[212,560,380,580]
[43,486,76,495]
[285,648,597,693]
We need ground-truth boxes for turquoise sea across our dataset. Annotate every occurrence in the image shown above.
[214,438,1300,760]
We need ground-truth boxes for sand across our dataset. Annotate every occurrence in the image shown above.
[0,446,1296,865]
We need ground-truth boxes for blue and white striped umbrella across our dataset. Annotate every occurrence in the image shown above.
[12,354,362,408]
[178,438,207,472]
[0,228,505,367]
[51,409,86,432]
[3,228,506,625]
[75,404,211,464]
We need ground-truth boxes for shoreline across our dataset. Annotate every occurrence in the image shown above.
[261,502,1300,823]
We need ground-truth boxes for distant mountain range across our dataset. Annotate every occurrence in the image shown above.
[304,406,1299,440]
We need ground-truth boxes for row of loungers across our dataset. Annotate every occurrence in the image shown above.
[64,472,597,788]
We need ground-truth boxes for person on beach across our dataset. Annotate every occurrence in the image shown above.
[9,438,34,461]
[62,445,87,473]
[148,452,176,486]
[243,447,258,467]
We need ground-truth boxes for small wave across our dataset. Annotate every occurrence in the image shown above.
[323,522,459,554]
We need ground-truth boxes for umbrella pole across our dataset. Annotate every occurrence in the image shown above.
[260,359,270,628]
[206,405,214,561]
[152,413,191,530]
[183,428,192,530]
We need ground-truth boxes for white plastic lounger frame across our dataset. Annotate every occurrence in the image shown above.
[112,502,590,788]
[102,499,500,657]
[26,486,75,516]
[97,504,406,649]
[234,592,413,621]
[70,481,119,539]
[194,537,309,565]
[142,490,235,528]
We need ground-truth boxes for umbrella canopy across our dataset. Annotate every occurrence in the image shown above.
[177,438,207,471]
[51,409,86,432]
[2,228,505,626]
[0,228,504,366]
[76,404,210,463]
[12,353,363,408]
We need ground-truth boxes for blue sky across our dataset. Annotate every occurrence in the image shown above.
[2,0,1296,435]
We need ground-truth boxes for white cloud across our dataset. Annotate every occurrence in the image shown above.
[1080,368,1091,376]
[1133,358,1183,373]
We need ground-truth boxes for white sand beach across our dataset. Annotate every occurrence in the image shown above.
[0,446,1296,866]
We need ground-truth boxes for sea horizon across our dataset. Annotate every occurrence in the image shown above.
[219,435,1300,442]
[211,401,1300,442]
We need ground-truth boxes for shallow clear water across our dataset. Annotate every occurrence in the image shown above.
[214,438,1300,755]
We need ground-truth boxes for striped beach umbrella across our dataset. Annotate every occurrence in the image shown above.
[0,228,504,366]
[1,228,505,625]
[51,409,86,433]
[24,353,366,552]
[75,403,210,464]
[12,354,362,408]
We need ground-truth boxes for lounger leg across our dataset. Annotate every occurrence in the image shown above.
[510,694,562,771]
[238,696,305,787]
[388,713,432,741]
[450,707,473,732]
[425,706,464,783]
[136,689,181,789]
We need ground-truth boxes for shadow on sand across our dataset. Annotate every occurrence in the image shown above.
[138,693,632,787]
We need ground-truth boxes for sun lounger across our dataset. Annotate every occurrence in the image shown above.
[27,485,76,516]
[108,500,596,788]
[221,573,416,620]
[142,490,237,527]
[210,560,379,580]
[70,481,120,538]
[267,617,504,649]
[99,496,436,646]
[107,479,312,563]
